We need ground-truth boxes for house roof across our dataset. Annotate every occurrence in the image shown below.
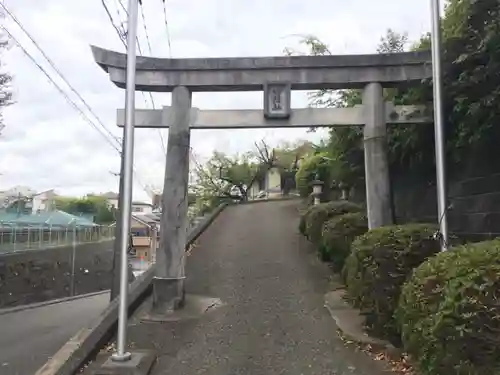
[131,213,160,228]
[142,213,161,222]
[0,210,97,228]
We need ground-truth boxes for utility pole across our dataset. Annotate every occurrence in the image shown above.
[111,0,138,363]
[430,0,449,251]
[109,167,125,301]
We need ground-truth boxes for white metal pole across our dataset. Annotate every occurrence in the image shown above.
[70,224,76,297]
[112,0,138,362]
[430,0,449,251]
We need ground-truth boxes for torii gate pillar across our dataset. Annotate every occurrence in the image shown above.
[153,86,191,311]
[363,83,393,229]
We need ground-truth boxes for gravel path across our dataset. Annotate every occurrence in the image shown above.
[125,201,389,375]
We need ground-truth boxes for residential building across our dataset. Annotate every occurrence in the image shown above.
[31,189,57,214]
[130,213,160,262]
[151,193,162,210]
[248,165,283,200]
[0,186,37,210]
[131,201,153,214]
[96,192,154,214]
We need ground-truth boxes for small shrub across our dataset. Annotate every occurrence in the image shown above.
[299,213,307,235]
[298,203,321,237]
[320,212,368,270]
[343,223,439,342]
[305,201,363,244]
[397,240,500,375]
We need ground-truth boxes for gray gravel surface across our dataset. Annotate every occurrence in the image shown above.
[124,201,390,375]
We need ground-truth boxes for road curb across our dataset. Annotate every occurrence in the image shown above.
[236,196,300,205]
[0,290,110,316]
[34,203,228,375]
[324,289,397,352]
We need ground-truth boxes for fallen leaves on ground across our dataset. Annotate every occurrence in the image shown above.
[337,329,416,375]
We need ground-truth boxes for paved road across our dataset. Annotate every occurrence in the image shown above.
[119,201,388,375]
[0,292,110,375]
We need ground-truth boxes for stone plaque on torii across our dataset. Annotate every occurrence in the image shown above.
[92,45,432,314]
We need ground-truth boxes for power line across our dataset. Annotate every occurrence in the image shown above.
[2,27,149,195]
[1,2,121,144]
[101,0,127,49]
[116,0,128,13]
[1,26,122,153]
[112,0,128,41]
[139,3,153,56]
[107,0,144,57]
[138,1,167,155]
[161,0,173,57]
[107,0,149,111]
[102,0,164,156]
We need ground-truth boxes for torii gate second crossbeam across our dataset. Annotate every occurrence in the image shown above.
[117,104,430,130]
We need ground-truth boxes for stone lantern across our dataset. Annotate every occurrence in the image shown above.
[311,173,324,205]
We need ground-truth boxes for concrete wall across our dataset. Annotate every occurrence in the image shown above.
[0,240,117,308]
[393,171,500,243]
[267,168,281,193]
[348,158,500,243]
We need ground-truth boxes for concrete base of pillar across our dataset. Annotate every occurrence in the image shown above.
[93,350,156,375]
[151,277,185,313]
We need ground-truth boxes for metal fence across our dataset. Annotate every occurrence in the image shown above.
[0,224,115,253]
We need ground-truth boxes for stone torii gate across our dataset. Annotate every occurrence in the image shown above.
[92,45,432,313]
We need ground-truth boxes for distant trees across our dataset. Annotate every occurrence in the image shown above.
[55,196,115,224]
[191,140,315,213]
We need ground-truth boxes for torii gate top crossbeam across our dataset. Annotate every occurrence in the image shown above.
[91,45,432,92]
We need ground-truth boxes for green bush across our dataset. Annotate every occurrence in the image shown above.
[298,202,319,236]
[305,201,363,244]
[298,206,312,235]
[320,212,368,270]
[343,223,439,342]
[397,240,500,375]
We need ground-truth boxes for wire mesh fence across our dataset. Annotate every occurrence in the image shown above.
[0,224,115,253]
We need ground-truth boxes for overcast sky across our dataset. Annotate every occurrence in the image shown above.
[0,0,432,202]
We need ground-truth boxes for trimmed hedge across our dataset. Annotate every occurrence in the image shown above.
[397,240,500,375]
[320,212,368,270]
[343,223,440,342]
[298,207,310,235]
[305,201,363,244]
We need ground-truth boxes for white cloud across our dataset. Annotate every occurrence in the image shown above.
[1,0,431,201]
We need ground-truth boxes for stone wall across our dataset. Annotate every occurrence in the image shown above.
[0,240,118,308]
